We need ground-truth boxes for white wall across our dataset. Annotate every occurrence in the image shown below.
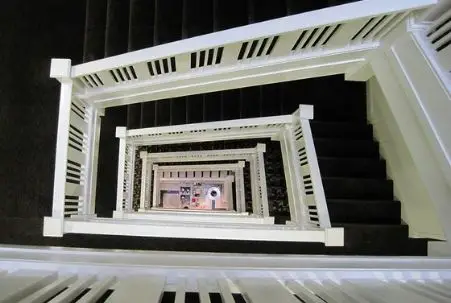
[367,76,445,240]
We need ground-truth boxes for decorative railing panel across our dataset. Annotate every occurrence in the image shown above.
[67,0,434,107]
[292,105,331,228]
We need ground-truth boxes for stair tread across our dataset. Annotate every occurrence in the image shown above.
[318,157,386,178]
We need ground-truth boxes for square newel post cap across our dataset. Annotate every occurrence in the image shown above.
[50,58,72,80]
[299,105,314,120]
[116,126,128,138]
[256,143,266,153]
[140,151,148,159]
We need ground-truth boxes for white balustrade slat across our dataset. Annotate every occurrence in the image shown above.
[65,182,84,196]
[388,281,444,303]
[175,278,186,303]
[197,279,212,303]
[0,270,57,302]
[285,281,325,303]
[76,276,117,303]
[433,31,451,50]
[400,281,450,303]
[217,278,236,303]
[69,130,88,146]
[366,13,398,41]
[429,9,451,34]
[322,279,373,303]
[303,280,348,303]
[237,278,299,303]
[106,276,165,303]
[374,11,409,40]
[437,44,451,71]
[422,281,451,298]
[19,275,77,303]
[70,110,88,134]
[47,275,96,303]
[340,280,390,303]
[347,280,436,303]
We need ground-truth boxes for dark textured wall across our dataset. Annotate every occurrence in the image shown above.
[0,1,86,218]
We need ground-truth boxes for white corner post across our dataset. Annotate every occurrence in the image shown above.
[152,164,160,208]
[114,127,128,218]
[234,162,246,213]
[279,124,306,227]
[297,105,331,229]
[44,59,73,237]
[83,106,104,217]
[139,151,148,211]
[255,144,270,218]
[249,154,260,216]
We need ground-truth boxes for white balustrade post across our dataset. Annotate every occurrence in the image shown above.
[83,107,103,217]
[139,151,148,211]
[89,109,103,215]
[146,160,153,209]
[256,145,270,218]
[279,125,306,226]
[126,144,136,212]
[152,165,160,208]
[249,154,261,216]
[225,175,234,211]
[114,127,127,218]
[299,105,331,228]
[235,164,246,213]
[44,59,73,237]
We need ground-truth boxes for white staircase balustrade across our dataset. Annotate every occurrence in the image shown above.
[138,146,266,214]
[44,59,103,237]
[66,0,434,108]
[1,245,451,302]
[44,0,449,246]
[361,8,451,245]
[291,105,330,228]
[45,104,342,245]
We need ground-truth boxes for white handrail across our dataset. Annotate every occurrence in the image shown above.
[61,0,434,108]
[71,0,434,78]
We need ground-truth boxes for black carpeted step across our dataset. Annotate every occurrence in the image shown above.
[104,0,129,57]
[323,177,394,200]
[83,0,108,62]
[318,157,386,178]
[314,138,380,158]
[154,0,183,45]
[310,121,373,140]
[327,199,401,224]
[326,223,428,256]
[127,0,157,130]
[248,0,286,23]
[213,0,249,31]
[183,0,213,38]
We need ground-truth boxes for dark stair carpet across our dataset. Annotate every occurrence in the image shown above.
[0,0,428,256]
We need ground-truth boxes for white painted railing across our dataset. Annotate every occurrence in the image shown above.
[139,146,265,214]
[44,60,102,236]
[365,10,451,243]
[1,245,451,302]
[292,105,330,228]
[44,105,343,244]
[114,127,136,215]
[66,0,434,108]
